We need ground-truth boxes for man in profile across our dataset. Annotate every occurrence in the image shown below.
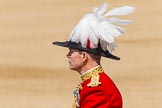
[53,3,135,108]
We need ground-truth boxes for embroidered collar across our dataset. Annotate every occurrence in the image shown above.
[81,65,103,82]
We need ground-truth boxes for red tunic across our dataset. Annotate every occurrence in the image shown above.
[72,66,122,108]
[79,72,122,108]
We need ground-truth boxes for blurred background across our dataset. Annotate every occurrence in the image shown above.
[0,0,162,108]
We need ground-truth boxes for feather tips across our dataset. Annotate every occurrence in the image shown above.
[103,6,135,17]
[94,3,108,17]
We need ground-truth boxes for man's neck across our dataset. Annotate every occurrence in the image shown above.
[79,63,100,75]
[81,65,101,76]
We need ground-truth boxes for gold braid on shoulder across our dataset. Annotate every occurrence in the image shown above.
[81,66,103,87]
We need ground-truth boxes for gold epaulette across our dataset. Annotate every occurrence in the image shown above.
[81,66,103,87]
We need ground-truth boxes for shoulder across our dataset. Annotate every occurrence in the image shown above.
[81,72,115,89]
[79,72,122,108]
[81,72,122,100]
[80,72,112,95]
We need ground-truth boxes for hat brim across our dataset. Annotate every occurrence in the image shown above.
[53,41,120,60]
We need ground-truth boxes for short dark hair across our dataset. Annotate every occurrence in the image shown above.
[88,53,101,64]
[78,51,101,64]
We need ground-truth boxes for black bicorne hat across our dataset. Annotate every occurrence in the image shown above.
[53,41,120,60]
[52,3,134,60]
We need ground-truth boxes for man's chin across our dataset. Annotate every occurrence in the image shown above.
[69,68,75,71]
[69,66,77,71]
[69,66,74,70]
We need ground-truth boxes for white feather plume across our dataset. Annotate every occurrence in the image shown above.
[69,3,135,52]
[103,6,135,17]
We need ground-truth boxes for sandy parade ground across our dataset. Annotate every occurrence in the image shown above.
[0,0,162,108]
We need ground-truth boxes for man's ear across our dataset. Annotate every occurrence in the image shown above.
[81,52,88,62]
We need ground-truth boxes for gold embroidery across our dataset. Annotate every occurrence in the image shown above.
[77,84,83,90]
[72,97,77,108]
[81,66,103,82]
[87,73,101,87]
[81,66,103,87]
[72,84,82,108]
